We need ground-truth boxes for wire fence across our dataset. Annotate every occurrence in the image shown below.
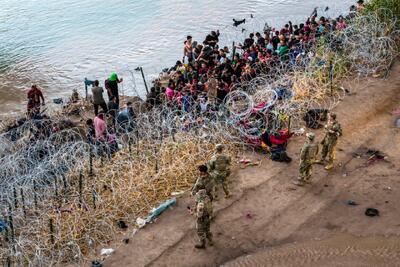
[0,9,398,266]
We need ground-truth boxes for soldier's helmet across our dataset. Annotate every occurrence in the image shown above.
[306,132,315,140]
[215,144,224,152]
[329,113,337,120]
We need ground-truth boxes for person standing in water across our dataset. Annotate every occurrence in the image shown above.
[27,84,45,116]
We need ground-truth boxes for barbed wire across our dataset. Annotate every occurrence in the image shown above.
[0,9,398,266]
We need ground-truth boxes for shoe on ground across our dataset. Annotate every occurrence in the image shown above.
[293,180,305,186]
[324,164,334,170]
[195,243,205,249]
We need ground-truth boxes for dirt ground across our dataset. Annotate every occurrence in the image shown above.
[101,62,400,267]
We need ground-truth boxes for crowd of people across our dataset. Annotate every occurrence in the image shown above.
[22,1,365,153]
[144,0,365,113]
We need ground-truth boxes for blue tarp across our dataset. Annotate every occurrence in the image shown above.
[146,198,177,222]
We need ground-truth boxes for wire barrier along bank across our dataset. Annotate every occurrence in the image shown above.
[0,10,399,266]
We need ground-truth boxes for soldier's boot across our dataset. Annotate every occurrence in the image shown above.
[293,178,305,186]
[324,162,334,170]
[223,186,231,198]
[207,234,214,246]
[195,239,206,249]
[315,157,326,164]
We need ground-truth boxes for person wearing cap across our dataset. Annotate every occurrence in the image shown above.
[317,113,342,170]
[105,72,123,108]
[294,132,319,186]
[208,144,231,199]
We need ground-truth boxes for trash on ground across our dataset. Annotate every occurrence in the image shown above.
[347,200,358,206]
[384,186,392,191]
[171,191,185,196]
[391,108,400,116]
[132,228,138,235]
[238,159,260,168]
[353,148,388,166]
[366,150,386,166]
[100,248,115,256]
[239,159,251,164]
[293,128,305,135]
[92,260,102,267]
[395,118,400,128]
[136,217,147,228]
[146,198,177,223]
[117,220,128,229]
[365,208,379,217]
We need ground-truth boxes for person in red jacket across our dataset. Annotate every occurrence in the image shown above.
[27,85,45,115]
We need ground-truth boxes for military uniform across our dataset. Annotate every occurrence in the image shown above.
[208,153,231,198]
[194,190,213,249]
[320,120,342,170]
[295,133,319,186]
[191,173,215,201]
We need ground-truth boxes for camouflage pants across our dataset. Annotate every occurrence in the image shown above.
[321,139,337,164]
[299,162,313,182]
[196,217,212,242]
[213,172,230,198]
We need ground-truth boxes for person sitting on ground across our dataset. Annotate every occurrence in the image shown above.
[27,84,45,116]
[106,127,119,155]
[261,128,293,163]
[116,102,136,132]
[91,80,108,116]
[94,113,107,141]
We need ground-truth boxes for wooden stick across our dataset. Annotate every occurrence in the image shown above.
[49,218,55,245]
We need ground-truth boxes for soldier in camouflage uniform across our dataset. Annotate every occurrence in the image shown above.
[191,165,215,201]
[293,132,319,186]
[194,189,213,249]
[208,144,231,199]
[316,113,342,170]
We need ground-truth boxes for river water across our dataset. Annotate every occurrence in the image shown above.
[0,0,353,117]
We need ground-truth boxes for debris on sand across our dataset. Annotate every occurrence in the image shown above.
[346,200,358,206]
[100,248,115,256]
[239,159,261,168]
[353,148,388,166]
[365,208,379,217]
[146,198,177,223]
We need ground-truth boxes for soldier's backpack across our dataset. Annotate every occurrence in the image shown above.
[214,155,229,172]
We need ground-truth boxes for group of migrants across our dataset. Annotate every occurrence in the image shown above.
[22,0,362,249]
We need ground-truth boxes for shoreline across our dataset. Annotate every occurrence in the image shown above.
[1,1,399,265]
